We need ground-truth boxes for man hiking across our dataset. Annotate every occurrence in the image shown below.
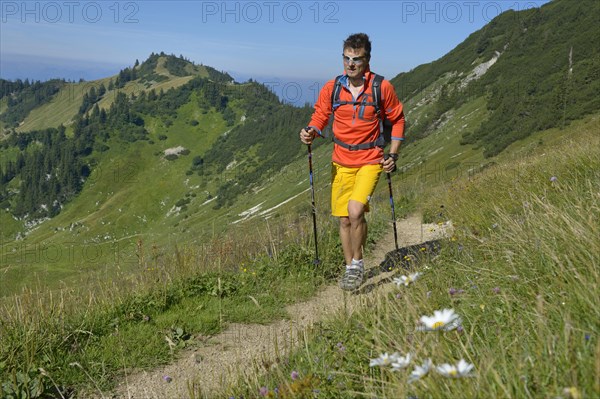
[300,32,405,291]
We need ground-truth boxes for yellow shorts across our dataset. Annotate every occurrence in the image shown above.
[331,162,383,217]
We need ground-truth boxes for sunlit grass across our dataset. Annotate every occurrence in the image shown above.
[228,118,599,398]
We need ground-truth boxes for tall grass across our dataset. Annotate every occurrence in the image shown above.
[229,122,599,398]
[0,204,338,395]
[0,171,414,398]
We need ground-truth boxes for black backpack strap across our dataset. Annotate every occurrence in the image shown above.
[372,74,384,134]
[331,75,344,111]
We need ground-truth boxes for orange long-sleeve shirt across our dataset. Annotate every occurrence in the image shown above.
[308,70,405,167]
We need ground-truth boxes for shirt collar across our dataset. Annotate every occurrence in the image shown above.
[340,68,373,89]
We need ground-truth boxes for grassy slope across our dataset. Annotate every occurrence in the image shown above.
[228,113,600,399]
[0,91,331,296]
[0,113,596,398]
[14,57,207,133]
[0,101,228,294]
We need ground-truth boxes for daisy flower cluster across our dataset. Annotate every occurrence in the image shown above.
[369,352,474,382]
[369,269,475,383]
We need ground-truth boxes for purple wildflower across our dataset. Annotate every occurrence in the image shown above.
[259,387,269,396]
[492,287,501,294]
[291,371,299,380]
[550,176,558,182]
[162,375,172,383]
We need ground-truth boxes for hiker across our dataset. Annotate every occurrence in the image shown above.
[300,32,405,291]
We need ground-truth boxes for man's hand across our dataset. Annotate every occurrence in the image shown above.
[382,153,398,173]
[300,127,315,145]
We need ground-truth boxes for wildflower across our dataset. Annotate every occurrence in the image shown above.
[435,359,475,378]
[417,308,462,331]
[456,325,464,333]
[449,288,464,295]
[162,375,172,383]
[550,176,558,183]
[492,287,501,294]
[369,352,402,367]
[393,272,422,287]
[291,371,299,380]
[259,386,269,396]
[584,333,591,341]
[391,353,412,371]
[562,386,581,399]
[336,342,346,353]
[408,358,432,383]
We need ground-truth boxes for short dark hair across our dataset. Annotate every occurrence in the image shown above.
[343,33,372,60]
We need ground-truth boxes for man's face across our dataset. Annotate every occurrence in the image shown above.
[342,47,368,80]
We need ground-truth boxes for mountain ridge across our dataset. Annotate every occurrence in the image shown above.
[392,0,600,156]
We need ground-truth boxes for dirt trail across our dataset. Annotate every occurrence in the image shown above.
[110,215,450,399]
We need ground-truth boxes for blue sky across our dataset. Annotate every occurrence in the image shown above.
[1,1,549,102]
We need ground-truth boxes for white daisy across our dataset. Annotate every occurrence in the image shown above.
[369,352,401,367]
[435,359,475,378]
[417,308,462,331]
[393,272,422,287]
[391,353,412,371]
[408,358,432,382]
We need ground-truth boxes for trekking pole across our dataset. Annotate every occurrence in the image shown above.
[384,155,399,251]
[306,128,320,265]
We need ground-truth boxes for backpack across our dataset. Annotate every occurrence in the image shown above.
[330,73,392,150]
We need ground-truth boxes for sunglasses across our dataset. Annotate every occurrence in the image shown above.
[342,54,366,65]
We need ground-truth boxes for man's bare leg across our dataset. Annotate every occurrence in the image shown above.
[339,200,368,291]
[348,199,367,261]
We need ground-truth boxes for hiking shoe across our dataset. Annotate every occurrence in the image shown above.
[339,264,364,291]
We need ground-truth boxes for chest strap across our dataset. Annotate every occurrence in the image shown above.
[332,134,385,151]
